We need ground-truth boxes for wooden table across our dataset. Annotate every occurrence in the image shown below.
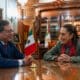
[0,60,80,80]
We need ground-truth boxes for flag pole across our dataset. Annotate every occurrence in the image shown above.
[45,18,51,48]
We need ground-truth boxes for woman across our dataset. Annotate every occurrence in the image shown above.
[43,24,80,62]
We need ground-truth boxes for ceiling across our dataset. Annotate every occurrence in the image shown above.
[39,0,80,3]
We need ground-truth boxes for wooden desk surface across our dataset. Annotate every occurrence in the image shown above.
[0,60,80,80]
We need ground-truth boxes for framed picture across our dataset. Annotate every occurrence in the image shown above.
[13,33,20,43]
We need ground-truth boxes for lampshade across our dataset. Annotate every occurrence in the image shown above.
[17,0,28,6]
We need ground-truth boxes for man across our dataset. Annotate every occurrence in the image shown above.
[0,20,32,68]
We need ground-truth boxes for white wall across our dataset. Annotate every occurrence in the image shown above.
[7,0,18,19]
[0,0,17,19]
[0,0,18,33]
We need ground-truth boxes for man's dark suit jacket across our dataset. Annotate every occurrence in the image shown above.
[0,42,24,68]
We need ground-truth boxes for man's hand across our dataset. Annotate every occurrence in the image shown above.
[57,54,71,62]
[23,55,33,66]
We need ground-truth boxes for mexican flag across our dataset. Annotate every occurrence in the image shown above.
[45,21,51,48]
[24,29,37,56]
[45,31,51,48]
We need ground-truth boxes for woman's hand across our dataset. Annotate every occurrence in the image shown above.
[57,54,71,62]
